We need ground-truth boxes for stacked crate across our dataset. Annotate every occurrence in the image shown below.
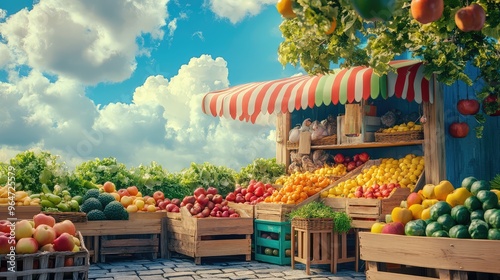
[254,220,292,265]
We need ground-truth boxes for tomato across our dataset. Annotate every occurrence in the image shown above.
[254,186,264,197]
[350,0,395,21]
[457,99,480,115]
[276,0,296,19]
[410,0,444,24]
[448,122,469,138]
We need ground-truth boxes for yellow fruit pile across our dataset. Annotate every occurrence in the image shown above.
[0,187,40,206]
[321,154,424,198]
[381,121,422,133]
[313,164,347,177]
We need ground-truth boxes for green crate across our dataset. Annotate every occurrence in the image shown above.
[254,219,292,265]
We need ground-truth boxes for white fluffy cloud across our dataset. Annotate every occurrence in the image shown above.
[0,0,169,84]
[0,55,277,172]
[207,0,275,24]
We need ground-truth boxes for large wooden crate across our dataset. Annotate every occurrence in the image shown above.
[254,163,368,222]
[359,232,500,280]
[0,231,89,280]
[322,187,410,229]
[75,211,168,263]
[0,205,41,220]
[165,207,253,264]
[227,201,255,218]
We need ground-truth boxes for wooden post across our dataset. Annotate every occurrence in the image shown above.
[276,113,290,167]
[423,75,446,184]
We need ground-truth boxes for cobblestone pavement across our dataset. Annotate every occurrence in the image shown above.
[88,255,366,280]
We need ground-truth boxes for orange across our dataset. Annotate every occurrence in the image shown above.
[276,0,297,18]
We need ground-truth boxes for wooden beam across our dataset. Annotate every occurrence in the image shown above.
[276,113,290,167]
[423,75,446,184]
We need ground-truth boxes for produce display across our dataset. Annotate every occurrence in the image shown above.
[0,214,81,258]
[180,187,241,218]
[225,180,276,205]
[379,121,423,133]
[371,176,500,240]
[270,172,332,204]
[322,154,424,198]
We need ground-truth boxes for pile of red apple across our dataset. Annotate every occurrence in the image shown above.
[333,152,370,172]
[0,214,81,266]
[225,180,276,205]
[180,187,240,218]
[354,182,401,199]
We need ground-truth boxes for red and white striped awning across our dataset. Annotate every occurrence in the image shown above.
[202,60,434,123]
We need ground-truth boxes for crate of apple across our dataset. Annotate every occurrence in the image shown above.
[333,152,370,172]
[354,183,401,199]
[225,180,276,205]
[180,187,240,218]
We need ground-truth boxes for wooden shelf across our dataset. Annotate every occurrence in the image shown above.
[287,140,424,150]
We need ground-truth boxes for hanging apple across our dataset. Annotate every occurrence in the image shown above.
[482,94,500,116]
[457,99,480,115]
[449,122,469,138]
[455,3,486,32]
[350,0,396,21]
[410,0,444,24]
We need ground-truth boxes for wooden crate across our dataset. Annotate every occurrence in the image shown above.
[0,205,41,220]
[228,201,255,218]
[0,231,89,280]
[254,162,369,222]
[165,207,253,264]
[322,187,410,229]
[291,225,334,275]
[75,211,168,263]
[359,232,500,280]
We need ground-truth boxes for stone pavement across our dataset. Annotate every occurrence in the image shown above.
[88,255,366,280]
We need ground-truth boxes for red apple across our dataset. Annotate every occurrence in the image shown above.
[411,0,444,24]
[212,194,223,204]
[53,220,76,237]
[358,152,370,163]
[33,213,56,228]
[171,198,181,206]
[33,225,57,246]
[193,187,206,197]
[346,161,357,172]
[15,220,34,240]
[225,192,236,201]
[449,122,469,138]
[103,181,116,193]
[153,191,165,201]
[0,234,13,254]
[455,3,485,32]
[117,189,130,198]
[206,187,218,195]
[334,153,345,164]
[53,233,75,252]
[381,222,405,235]
[182,195,196,205]
[457,99,480,115]
[40,243,55,252]
[126,186,139,196]
[16,237,38,254]
[0,220,11,234]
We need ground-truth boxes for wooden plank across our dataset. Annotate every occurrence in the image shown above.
[366,270,435,280]
[359,232,500,274]
[227,202,255,218]
[299,140,424,150]
[128,211,169,220]
[160,217,168,259]
[195,238,251,257]
[298,131,311,154]
[101,237,158,247]
[423,75,446,185]
[0,205,41,219]
[276,112,291,168]
[76,220,162,235]
[100,246,158,255]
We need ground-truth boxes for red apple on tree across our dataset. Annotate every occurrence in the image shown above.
[457,99,480,115]
[411,0,444,24]
[449,122,469,138]
[455,3,486,32]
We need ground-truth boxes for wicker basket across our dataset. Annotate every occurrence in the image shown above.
[311,134,337,146]
[291,218,334,230]
[374,130,424,143]
[44,211,88,223]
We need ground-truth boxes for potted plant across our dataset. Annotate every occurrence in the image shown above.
[288,201,352,233]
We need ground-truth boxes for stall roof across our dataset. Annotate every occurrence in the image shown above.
[202,60,434,123]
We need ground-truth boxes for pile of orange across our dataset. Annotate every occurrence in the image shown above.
[267,172,331,204]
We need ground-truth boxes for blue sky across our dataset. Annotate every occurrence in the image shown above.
[0,0,299,172]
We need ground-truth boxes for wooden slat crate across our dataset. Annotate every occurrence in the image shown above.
[254,162,370,222]
[165,207,253,264]
[0,205,41,220]
[291,225,334,275]
[0,231,89,280]
[359,232,500,280]
[75,211,168,263]
[227,202,255,218]
[322,187,410,229]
